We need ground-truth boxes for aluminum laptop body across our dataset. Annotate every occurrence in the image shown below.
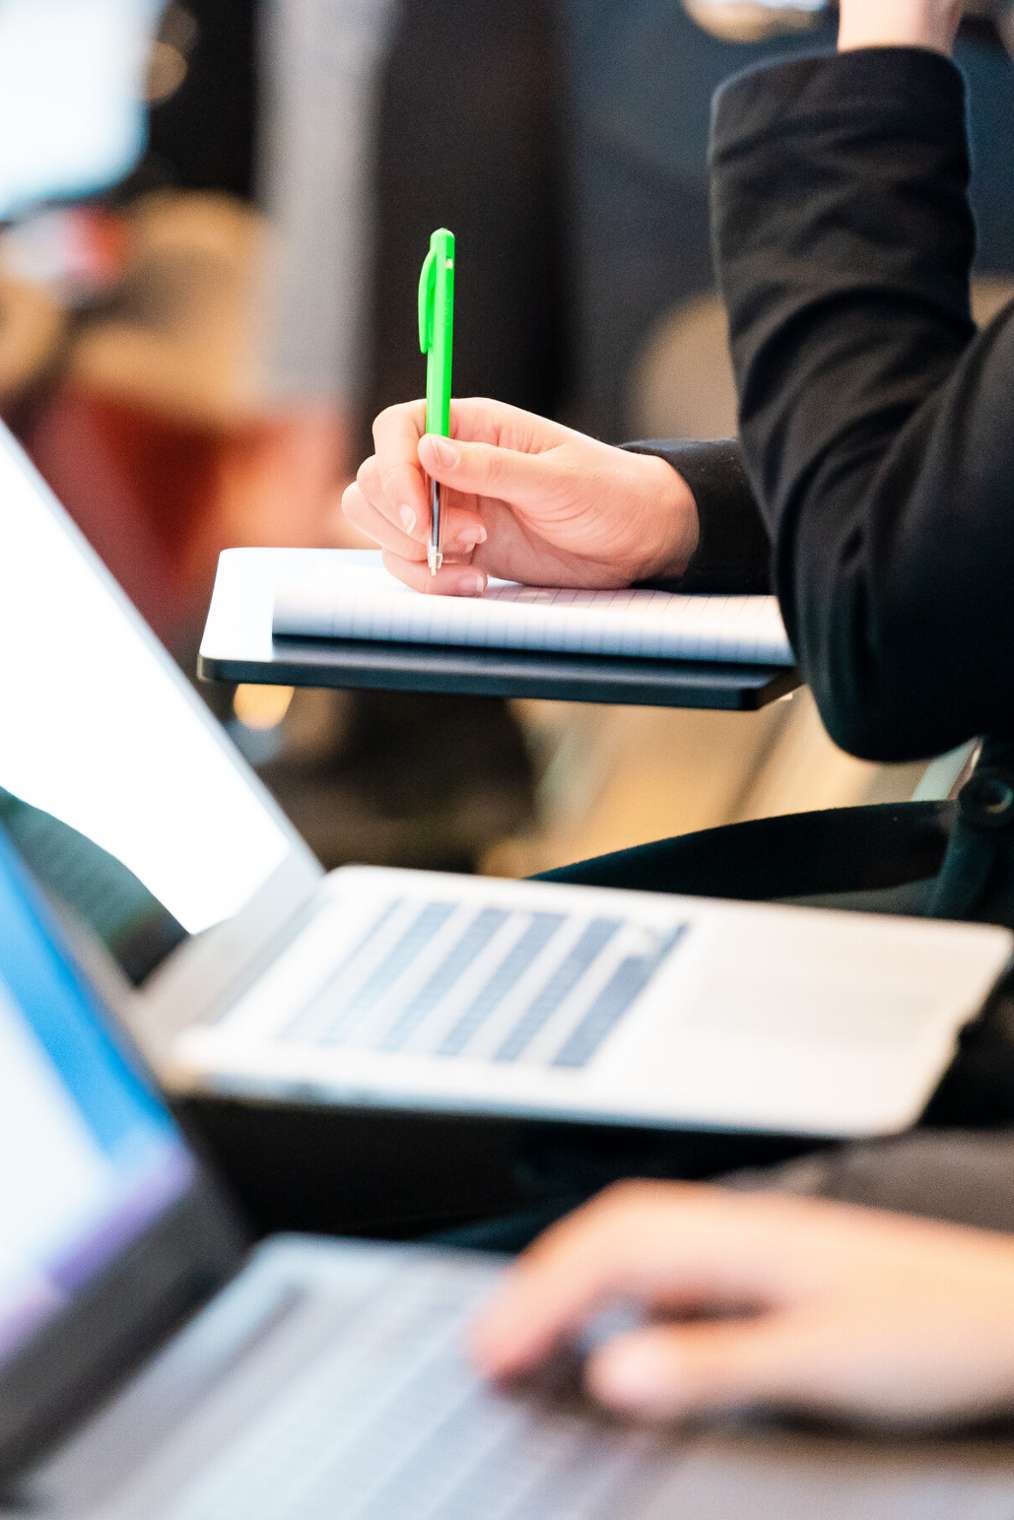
[1,421,1010,1142]
[0,823,721,1520]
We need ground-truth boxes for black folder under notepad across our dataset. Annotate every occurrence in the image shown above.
[199,549,800,711]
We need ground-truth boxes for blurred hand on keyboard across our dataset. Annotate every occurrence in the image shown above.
[472,1181,1014,1429]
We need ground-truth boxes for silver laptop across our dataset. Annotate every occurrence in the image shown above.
[0,824,725,1519]
[0,421,1010,1140]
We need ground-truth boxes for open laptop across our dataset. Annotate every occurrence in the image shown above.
[0,821,721,1519]
[1,420,1011,1140]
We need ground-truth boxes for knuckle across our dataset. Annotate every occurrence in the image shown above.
[341,482,364,521]
[474,444,502,489]
[378,462,414,503]
[596,1179,653,1215]
[546,451,581,499]
[372,401,415,445]
[373,403,400,432]
[599,1179,673,1217]
[356,456,378,493]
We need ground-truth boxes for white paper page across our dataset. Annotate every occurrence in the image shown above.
[271,550,794,667]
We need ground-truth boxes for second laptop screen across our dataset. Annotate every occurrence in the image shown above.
[0,427,293,982]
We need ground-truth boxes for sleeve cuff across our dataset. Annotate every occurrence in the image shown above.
[713,47,966,153]
[623,439,771,593]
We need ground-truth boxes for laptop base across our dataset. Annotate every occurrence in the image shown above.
[9,1237,1014,1520]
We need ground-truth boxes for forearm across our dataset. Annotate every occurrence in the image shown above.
[626,12,964,608]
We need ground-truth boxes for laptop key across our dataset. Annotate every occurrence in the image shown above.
[372,907,512,1052]
[284,900,457,1048]
[279,896,404,1044]
[493,917,620,1063]
[552,926,688,1069]
[436,911,566,1058]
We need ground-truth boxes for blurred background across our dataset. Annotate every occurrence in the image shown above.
[3,0,1012,882]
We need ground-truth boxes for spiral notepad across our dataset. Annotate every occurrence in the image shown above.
[271,550,793,666]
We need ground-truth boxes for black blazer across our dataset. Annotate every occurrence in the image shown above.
[638,48,1014,768]
[629,48,1014,926]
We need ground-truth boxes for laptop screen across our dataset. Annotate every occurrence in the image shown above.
[0,424,298,984]
[0,829,194,1372]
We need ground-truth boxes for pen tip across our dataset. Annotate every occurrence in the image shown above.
[427,546,443,576]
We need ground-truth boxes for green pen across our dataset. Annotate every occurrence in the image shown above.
[418,227,455,575]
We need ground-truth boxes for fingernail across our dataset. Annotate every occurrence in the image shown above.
[427,436,459,470]
[452,571,486,597]
[399,505,417,534]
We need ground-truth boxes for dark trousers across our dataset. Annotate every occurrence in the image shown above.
[539,799,952,909]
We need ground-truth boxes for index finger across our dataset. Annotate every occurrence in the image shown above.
[470,1183,811,1380]
[371,400,431,531]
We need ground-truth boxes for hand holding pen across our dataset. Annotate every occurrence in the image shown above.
[341,228,699,594]
[341,395,700,596]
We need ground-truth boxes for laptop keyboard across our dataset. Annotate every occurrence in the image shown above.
[168,1261,677,1520]
[277,898,688,1070]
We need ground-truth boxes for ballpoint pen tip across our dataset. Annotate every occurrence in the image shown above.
[427,546,443,576]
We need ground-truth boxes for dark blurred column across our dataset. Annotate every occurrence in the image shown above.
[146,0,261,198]
[364,0,571,446]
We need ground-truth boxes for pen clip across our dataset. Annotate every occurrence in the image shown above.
[418,246,437,354]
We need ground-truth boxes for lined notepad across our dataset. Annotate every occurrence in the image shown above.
[272,550,793,666]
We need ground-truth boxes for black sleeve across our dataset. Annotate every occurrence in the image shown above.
[622,438,772,593]
[712,48,1014,762]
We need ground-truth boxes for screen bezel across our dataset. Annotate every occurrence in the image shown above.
[0,1173,244,1480]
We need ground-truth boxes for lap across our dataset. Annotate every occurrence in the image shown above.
[433,1126,1014,1254]
[537,800,953,911]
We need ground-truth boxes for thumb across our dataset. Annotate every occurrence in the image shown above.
[586,1319,801,1421]
[418,432,558,507]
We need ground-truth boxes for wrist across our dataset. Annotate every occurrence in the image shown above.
[838,2,962,54]
[635,455,701,581]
